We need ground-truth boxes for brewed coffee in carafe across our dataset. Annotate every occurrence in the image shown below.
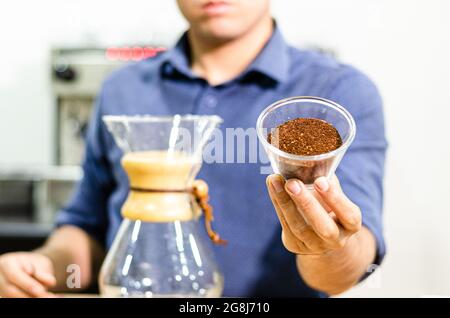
[98,115,224,297]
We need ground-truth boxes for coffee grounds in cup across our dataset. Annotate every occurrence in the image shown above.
[267,118,343,184]
[268,118,342,156]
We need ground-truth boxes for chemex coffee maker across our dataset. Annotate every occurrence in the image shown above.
[98,114,225,297]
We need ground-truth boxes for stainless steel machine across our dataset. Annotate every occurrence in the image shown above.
[52,47,123,165]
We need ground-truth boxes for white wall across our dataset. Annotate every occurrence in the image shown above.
[1,0,449,296]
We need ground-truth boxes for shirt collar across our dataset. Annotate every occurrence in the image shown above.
[245,26,290,84]
[159,34,193,79]
[155,24,291,84]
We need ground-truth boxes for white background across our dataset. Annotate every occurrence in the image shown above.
[0,0,449,297]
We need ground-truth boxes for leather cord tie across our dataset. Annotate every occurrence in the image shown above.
[130,180,226,245]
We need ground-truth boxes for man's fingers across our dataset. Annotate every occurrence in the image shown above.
[267,175,303,232]
[33,271,57,288]
[31,258,57,287]
[266,174,360,254]
[0,283,29,298]
[19,253,56,287]
[0,275,26,298]
[314,176,362,233]
[266,175,311,240]
[1,264,49,297]
[266,176,309,254]
[281,231,308,254]
[285,179,340,242]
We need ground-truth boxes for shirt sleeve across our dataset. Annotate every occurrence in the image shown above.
[325,68,388,267]
[54,88,114,246]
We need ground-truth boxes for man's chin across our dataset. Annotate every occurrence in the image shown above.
[195,21,244,43]
[195,30,240,44]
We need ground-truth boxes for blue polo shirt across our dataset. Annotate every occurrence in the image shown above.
[56,27,387,297]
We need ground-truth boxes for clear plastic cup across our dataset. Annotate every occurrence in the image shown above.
[257,96,356,187]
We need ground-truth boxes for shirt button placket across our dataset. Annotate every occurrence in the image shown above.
[198,86,219,114]
[204,94,218,109]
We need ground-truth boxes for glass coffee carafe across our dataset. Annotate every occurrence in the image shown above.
[98,114,225,297]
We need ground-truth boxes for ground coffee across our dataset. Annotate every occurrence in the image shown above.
[267,118,343,184]
[268,118,342,156]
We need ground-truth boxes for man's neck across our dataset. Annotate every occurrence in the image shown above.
[188,17,274,86]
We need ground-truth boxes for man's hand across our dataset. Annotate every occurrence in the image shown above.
[267,174,362,255]
[266,174,376,294]
[0,226,105,298]
[0,252,57,298]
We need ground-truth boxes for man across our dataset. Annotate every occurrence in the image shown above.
[0,0,386,297]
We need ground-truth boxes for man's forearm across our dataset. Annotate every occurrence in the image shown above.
[296,226,376,295]
[35,225,105,292]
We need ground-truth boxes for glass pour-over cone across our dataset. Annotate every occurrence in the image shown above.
[257,96,356,187]
[98,114,224,297]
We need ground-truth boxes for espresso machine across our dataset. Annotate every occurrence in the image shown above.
[51,47,123,165]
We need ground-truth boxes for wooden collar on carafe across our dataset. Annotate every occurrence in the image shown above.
[130,180,226,245]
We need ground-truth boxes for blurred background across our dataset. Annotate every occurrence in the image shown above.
[0,0,449,297]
